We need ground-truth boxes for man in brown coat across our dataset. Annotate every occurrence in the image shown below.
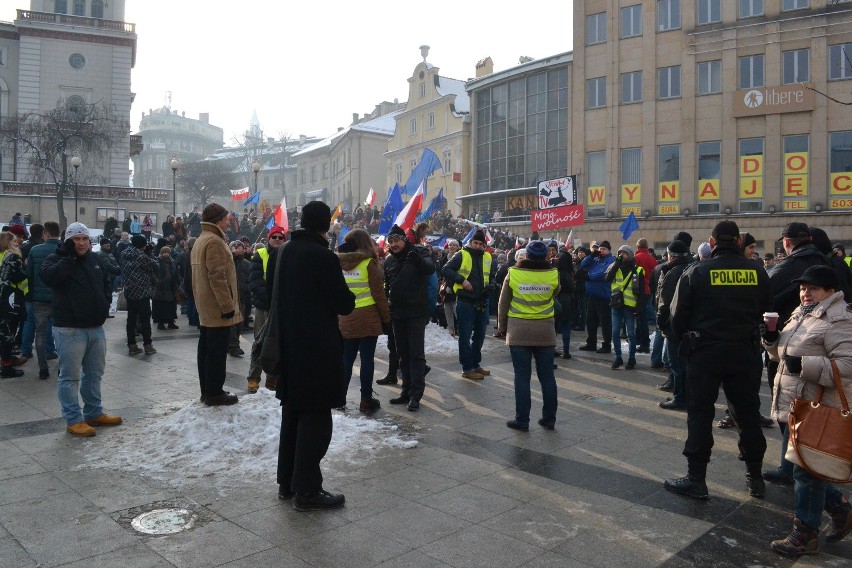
[191,203,242,406]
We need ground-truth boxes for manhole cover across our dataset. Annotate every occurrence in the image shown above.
[131,508,196,535]
[579,394,620,405]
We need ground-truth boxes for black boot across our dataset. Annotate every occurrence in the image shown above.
[746,462,766,498]
[376,371,399,385]
[0,365,24,378]
[762,467,793,486]
[663,475,708,499]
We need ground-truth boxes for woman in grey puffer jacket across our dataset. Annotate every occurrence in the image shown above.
[762,265,852,558]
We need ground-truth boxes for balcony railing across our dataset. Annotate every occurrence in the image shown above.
[17,9,135,33]
[1,182,170,201]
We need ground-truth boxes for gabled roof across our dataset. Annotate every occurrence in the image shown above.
[293,110,401,157]
[436,76,470,115]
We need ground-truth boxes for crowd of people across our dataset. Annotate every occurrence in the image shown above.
[2,205,851,555]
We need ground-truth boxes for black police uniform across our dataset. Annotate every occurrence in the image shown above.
[667,242,772,496]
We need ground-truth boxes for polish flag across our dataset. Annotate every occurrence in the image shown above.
[393,181,424,231]
[273,196,288,232]
[365,188,377,207]
[230,187,250,200]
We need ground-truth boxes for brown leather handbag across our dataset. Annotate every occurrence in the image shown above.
[786,359,852,484]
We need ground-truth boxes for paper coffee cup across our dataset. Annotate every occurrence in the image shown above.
[763,312,779,332]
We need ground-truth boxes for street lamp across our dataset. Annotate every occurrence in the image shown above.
[70,155,81,222]
[170,157,180,217]
[251,159,261,194]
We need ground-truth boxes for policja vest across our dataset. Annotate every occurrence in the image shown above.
[612,265,644,309]
[343,257,376,309]
[507,267,558,319]
[452,249,492,293]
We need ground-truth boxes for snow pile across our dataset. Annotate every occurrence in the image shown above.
[377,322,505,355]
[80,389,416,487]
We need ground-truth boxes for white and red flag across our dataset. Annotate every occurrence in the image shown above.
[273,196,288,232]
[392,181,424,231]
[230,187,250,200]
[365,188,377,207]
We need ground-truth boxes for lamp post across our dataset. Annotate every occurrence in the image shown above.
[70,155,81,222]
[170,157,180,217]
[251,159,261,194]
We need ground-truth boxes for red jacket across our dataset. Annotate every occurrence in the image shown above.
[634,248,658,296]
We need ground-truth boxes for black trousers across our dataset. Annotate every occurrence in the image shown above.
[585,296,612,347]
[126,298,152,346]
[197,326,230,397]
[386,320,399,375]
[392,315,429,402]
[277,406,333,495]
[683,347,766,479]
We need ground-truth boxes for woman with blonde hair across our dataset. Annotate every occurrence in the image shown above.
[0,231,28,377]
[337,228,390,412]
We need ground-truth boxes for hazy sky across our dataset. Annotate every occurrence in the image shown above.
[4,2,574,143]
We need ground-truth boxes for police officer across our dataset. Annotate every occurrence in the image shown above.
[663,220,772,500]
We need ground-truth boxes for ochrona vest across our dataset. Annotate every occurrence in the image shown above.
[343,257,376,309]
[453,249,492,293]
[507,267,558,320]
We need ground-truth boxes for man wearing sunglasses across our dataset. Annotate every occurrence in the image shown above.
[246,225,287,394]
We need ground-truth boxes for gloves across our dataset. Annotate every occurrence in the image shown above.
[406,249,422,265]
[222,310,235,319]
[761,325,779,343]
[381,321,393,336]
[784,355,802,375]
[58,239,76,257]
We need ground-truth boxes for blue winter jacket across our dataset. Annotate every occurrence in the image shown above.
[580,252,615,300]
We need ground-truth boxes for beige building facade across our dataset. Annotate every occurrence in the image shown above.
[570,0,852,251]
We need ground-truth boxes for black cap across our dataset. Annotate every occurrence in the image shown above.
[673,231,693,248]
[742,232,756,248]
[472,229,486,243]
[131,234,147,248]
[387,224,406,239]
[712,220,740,242]
[667,240,689,256]
[599,240,612,250]
[300,201,332,233]
[778,222,810,242]
[792,265,839,290]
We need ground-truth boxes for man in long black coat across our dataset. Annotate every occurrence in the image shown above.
[270,201,355,511]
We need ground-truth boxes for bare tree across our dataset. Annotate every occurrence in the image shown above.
[178,159,237,209]
[0,98,129,227]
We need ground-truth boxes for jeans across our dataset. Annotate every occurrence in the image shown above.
[666,335,686,404]
[125,298,152,346]
[610,308,636,360]
[53,326,106,426]
[509,345,557,428]
[636,297,653,349]
[558,318,572,353]
[342,336,378,399]
[186,296,199,326]
[651,330,665,367]
[443,300,456,334]
[794,464,845,530]
[775,422,796,479]
[455,300,488,372]
[33,302,54,372]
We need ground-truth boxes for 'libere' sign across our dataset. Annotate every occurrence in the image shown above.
[732,84,815,117]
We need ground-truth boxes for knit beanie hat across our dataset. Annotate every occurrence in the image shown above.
[131,234,147,248]
[388,224,406,239]
[267,226,286,239]
[300,201,331,232]
[617,245,634,259]
[99,237,110,246]
[526,240,548,260]
[64,222,90,241]
[674,231,693,248]
[698,241,712,260]
[599,240,612,250]
[7,224,28,239]
[472,229,486,243]
[667,240,689,257]
[202,203,229,223]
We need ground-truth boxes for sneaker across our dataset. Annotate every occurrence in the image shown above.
[376,373,399,385]
[293,489,345,512]
[143,344,156,355]
[247,379,260,394]
[663,475,709,500]
[625,359,636,370]
[659,399,686,411]
[578,344,596,351]
[9,357,27,367]
[537,418,555,430]
[204,392,238,406]
[66,421,96,437]
[826,498,852,543]
[506,420,529,431]
[85,414,122,427]
[771,518,819,557]
[462,370,485,380]
[762,467,794,486]
[474,367,491,376]
[389,395,410,405]
[596,347,611,354]
[717,415,735,429]
[611,358,623,370]
[359,397,381,412]
[128,344,142,356]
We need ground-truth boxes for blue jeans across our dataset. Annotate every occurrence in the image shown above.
[794,464,845,530]
[666,335,686,404]
[651,329,665,366]
[776,422,795,479]
[455,300,488,372]
[342,336,378,399]
[611,308,636,360]
[558,319,572,353]
[186,296,199,326]
[509,345,557,428]
[22,302,56,358]
[53,326,106,426]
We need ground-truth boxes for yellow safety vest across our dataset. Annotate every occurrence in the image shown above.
[453,250,492,293]
[507,267,558,320]
[343,257,376,309]
[257,247,270,279]
[0,251,28,296]
[612,266,645,309]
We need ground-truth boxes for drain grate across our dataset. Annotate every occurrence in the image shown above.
[115,499,219,536]
[578,394,621,405]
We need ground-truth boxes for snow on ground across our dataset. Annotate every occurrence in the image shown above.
[377,321,506,355]
[80,389,416,488]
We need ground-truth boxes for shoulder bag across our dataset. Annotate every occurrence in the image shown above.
[251,249,285,375]
[609,268,636,310]
[786,359,852,484]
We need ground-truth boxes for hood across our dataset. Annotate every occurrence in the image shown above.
[337,250,372,270]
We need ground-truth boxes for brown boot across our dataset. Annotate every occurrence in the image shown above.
[66,421,96,437]
[264,378,277,391]
[827,498,852,544]
[771,518,818,557]
[247,379,260,394]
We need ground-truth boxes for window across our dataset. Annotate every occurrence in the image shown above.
[409,118,416,135]
[620,5,642,38]
[91,0,104,18]
[587,151,606,216]
[658,145,680,183]
[54,0,67,14]
[321,163,328,179]
[73,0,85,16]
[830,131,852,210]
[697,141,721,213]
[395,163,402,184]
[739,0,764,18]
[739,138,764,211]
[782,0,808,9]
[697,0,720,25]
[658,66,681,99]
[739,55,764,89]
[783,134,809,202]
[698,60,722,94]
[829,43,852,80]
[419,82,426,98]
[0,47,6,66]
[409,160,417,176]
[300,169,306,184]
[783,49,809,84]
[587,77,606,108]
[69,53,86,69]
[621,71,642,104]
[443,150,452,173]
[428,112,435,129]
[586,12,606,45]
[658,0,681,31]
[622,148,641,186]
[65,95,86,121]
[310,166,316,182]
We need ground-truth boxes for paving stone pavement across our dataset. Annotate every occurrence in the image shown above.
[0,318,850,568]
